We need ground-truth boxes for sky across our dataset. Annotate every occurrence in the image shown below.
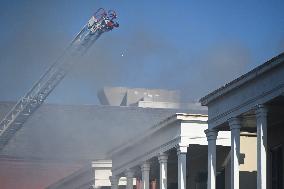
[0,0,283,105]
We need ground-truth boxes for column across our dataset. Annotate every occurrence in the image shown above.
[158,152,168,189]
[177,145,187,189]
[228,117,241,189]
[141,162,150,189]
[110,176,119,189]
[205,129,218,189]
[125,169,134,189]
[256,105,268,189]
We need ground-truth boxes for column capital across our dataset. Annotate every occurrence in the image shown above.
[125,168,135,178]
[205,129,218,141]
[255,104,268,118]
[228,117,241,130]
[176,145,188,155]
[141,162,150,172]
[158,152,168,163]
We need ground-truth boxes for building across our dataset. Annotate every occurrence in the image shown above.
[200,52,284,189]
[44,90,211,189]
[108,113,257,189]
[0,88,200,189]
[44,86,259,189]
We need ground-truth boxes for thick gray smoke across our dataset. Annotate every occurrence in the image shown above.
[65,30,251,103]
[0,0,69,100]
[0,1,282,189]
[68,29,180,94]
[0,0,262,105]
[178,41,251,101]
[1,0,283,105]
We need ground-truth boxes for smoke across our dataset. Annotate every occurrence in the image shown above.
[69,28,179,87]
[1,0,283,105]
[0,0,272,106]
[61,29,251,103]
[179,41,251,101]
[0,1,89,188]
[0,1,282,188]
[0,0,70,100]
[1,1,283,189]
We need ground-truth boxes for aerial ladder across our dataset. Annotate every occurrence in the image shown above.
[0,8,119,151]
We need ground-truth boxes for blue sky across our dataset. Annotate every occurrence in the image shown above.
[0,0,283,104]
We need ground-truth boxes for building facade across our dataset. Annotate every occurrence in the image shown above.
[200,52,284,189]
[109,113,257,189]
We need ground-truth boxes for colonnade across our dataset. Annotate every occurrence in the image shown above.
[110,146,188,189]
[206,105,267,189]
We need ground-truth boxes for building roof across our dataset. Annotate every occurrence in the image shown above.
[0,102,207,162]
[200,52,284,106]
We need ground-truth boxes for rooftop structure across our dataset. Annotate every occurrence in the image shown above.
[98,87,205,109]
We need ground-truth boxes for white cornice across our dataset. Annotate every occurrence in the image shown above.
[92,160,112,168]
[207,83,284,127]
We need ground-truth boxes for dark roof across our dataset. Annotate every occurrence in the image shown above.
[200,52,284,106]
[0,102,206,161]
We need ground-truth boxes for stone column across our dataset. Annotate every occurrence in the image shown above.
[228,117,241,189]
[177,145,187,189]
[125,169,134,189]
[205,129,218,189]
[256,105,268,189]
[141,162,150,189]
[110,176,119,189]
[158,152,168,189]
